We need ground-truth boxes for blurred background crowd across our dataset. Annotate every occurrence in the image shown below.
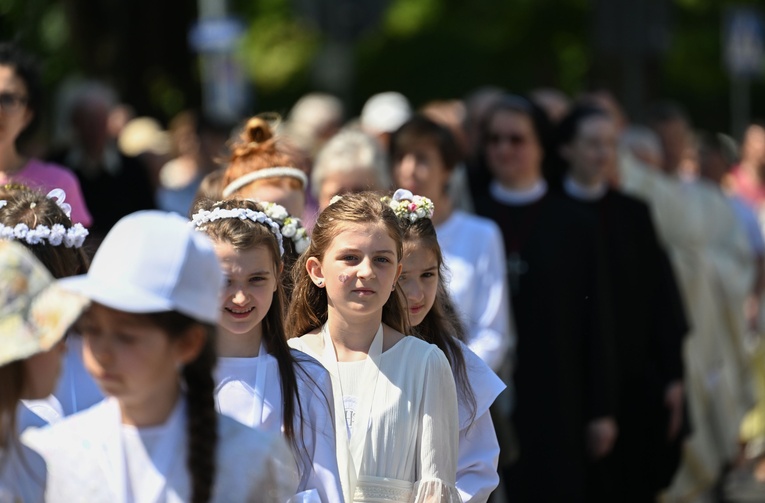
[3,1,765,502]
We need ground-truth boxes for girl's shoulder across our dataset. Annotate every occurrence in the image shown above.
[287,332,323,358]
[291,348,332,387]
[385,334,447,365]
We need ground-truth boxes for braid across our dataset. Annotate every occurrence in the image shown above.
[183,334,218,503]
[145,312,218,503]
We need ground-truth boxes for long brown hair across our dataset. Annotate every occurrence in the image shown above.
[401,217,477,422]
[191,198,308,461]
[286,191,409,338]
[143,311,217,503]
[222,116,306,196]
[0,361,24,449]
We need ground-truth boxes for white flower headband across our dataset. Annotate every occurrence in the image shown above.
[259,202,311,254]
[0,189,89,248]
[191,205,286,256]
[221,167,308,198]
[382,188,435,223]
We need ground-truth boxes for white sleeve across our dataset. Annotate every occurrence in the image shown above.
[412,348,462,503]
[456,411,500,503]
[295,361,345,503]
[465,225,514,372]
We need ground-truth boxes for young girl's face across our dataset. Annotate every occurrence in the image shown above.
[214,241,279,337]
[309,222,402,320]
[78,304,191,409]
[399,240,439,327]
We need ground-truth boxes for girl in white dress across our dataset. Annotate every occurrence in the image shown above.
[286,191,462,503]
[0,240,87,503]
[191,197,342,502]
[387,189,506,503]
[0,186,103,430]
[24,210,297,503]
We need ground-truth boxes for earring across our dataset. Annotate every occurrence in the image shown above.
[316,279,324,287]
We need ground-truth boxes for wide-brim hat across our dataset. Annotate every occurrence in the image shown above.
[59,210,223,324]
[0,241,89,367]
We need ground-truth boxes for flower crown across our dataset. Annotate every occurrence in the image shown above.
[259,202,310,254]
[191,204,286,256]
[382,189,435,223]
[0,189,89,248]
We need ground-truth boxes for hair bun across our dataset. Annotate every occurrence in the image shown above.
[245,117,274,145]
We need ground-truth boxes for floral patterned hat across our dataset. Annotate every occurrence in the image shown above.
[0,241,88,366]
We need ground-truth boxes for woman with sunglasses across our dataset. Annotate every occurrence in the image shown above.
[0,42,91,226]
[473,94,618,503]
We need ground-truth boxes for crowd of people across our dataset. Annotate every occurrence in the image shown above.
[2,40,765,503]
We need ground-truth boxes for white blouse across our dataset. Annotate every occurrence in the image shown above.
[0,441,46,503]
[455,341,505,503]
[436,210,513,372]
[214,347,343,502]
[23,397,298,503]
[289,326,462,503]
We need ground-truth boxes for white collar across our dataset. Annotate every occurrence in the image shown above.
[563,175,608,201]
[490,179,548,205]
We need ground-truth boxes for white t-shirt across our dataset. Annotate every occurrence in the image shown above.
[436,210,514,372]
[0,441,46,503]
[214,349,342,503]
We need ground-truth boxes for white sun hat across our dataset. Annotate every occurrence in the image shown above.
[0,241,88,366]
[59,211,224,324]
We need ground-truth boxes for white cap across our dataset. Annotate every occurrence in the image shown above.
[60,211,224,324]
[360,92,412,134]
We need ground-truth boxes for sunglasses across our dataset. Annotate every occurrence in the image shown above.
[0,93,28,113]
[487,132,529,146]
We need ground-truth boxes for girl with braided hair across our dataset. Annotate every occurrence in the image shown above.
[24,211,296,502]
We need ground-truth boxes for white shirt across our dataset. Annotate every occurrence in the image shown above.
[289,332,462,503]
[24,397,297,503]
[436,210,513,372]
[456,341,506,503]
[214,349,343,503]
[562,175,608,202]
[0,441,46,503]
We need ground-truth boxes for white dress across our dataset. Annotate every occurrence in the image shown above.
[455,341,505,503]
[214,346,343,502]
[0,441,46,503]
[289,325,462,503]
[23,397,298,503]
[435,210,513,373]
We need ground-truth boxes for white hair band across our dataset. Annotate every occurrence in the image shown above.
[222,167,308,198]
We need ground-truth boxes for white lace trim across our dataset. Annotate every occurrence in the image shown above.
[354,476,412,501]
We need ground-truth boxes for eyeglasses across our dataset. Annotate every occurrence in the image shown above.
[0,93,28,113]
[487,132,528,147]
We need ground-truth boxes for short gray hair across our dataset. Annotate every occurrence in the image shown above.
[311,129,391,198]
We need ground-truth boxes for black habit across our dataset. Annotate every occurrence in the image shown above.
[563,187,689,503]
[476,188,617,503]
